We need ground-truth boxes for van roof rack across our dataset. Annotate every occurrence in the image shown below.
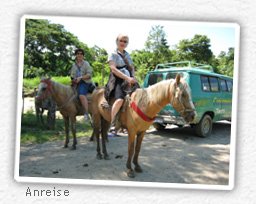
[155,61,214,72]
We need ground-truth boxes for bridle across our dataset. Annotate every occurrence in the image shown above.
[36,79,53,100]
[170,82,195,116]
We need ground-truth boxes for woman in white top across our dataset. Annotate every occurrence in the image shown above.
[107,34,137,125]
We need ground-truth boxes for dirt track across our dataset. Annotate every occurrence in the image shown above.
[19,120,231,185]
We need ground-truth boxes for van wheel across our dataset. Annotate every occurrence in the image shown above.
[195,114,212,137]
[153,123,166,131]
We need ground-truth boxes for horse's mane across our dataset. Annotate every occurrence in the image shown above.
[134,78,190,108]
[134,79,174,107]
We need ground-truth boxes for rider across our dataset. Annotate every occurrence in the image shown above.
[70,48,92,121]
[105,34,137,127]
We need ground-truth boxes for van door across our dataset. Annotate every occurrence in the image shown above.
[219,79,232,120]
[199,75,223,121]
[208,76,223,120]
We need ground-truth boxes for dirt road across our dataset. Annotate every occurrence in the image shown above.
[19,121,231,185]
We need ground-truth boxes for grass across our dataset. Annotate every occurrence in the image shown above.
[23,76,71,95]
[21,111,93,144]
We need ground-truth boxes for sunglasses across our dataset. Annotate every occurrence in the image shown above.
[119,40,128,44]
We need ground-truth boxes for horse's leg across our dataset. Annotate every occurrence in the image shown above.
[47,109,51,129]
[40,109,44,127]
[95,127,102,159]
[35,106,40,124]
[89,117,95,141]
[133,132,145,173]
[63,116,70,148]
[89,129,94,141]
[70,116,77,150]
[126,131,136,178]
[92,114,102,159]
[101,118,110,160]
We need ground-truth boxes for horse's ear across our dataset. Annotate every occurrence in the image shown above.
[175,74,181,85]
[45,74,51,80]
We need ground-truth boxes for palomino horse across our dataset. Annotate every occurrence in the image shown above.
[91,74,196,178]
[36,78,92,150]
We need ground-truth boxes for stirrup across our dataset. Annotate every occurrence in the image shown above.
[101,101,111,110]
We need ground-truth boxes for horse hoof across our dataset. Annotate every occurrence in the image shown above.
[127,169,135,178]
[97,154,103,160]
[64,144,68,148]
[71,146,76,150]
[135,165,143,173]
[104,155,110,160]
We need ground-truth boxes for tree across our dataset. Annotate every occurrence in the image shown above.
[144,25,171,67]
[91,46,109,85]
[24,19,93,78]
[215,47,234,76]
[130,49,155,84]
[145,25,169,51]
[175,34,213,63]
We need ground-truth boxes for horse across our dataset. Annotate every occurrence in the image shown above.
[91,74,196,178]
[36,78,93,150]
[34,88,56,130]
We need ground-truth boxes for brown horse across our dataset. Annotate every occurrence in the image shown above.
[35,88,56,130]
[91,74,196,178]
[36,78,93,150]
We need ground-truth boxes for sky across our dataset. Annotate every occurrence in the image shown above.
[44,16,238,56]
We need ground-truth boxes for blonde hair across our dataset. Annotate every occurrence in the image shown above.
[116,34,129,44]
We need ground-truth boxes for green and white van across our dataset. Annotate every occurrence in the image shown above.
[143,61,233,137]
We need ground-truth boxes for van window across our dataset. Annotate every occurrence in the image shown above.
[227,80,233,92]
[166,72,183,80]
[220,79,228,92]
[148,73,164,86]
[209,77,219,92]
[201,76,210,91]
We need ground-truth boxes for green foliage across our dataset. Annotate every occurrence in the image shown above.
[132,26,234,78]
[214,48,234,76]
[23,77,41,93]
[24,19,93,78]
[144,25,172,66]
[131,50,154,83]
[24,19,234,85]
[51,76,71,85]
[174,34,213,63]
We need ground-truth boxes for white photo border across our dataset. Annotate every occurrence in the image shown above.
[15,14,240,190]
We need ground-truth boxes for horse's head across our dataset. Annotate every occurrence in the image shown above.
[35,78,53,101]
[170,74,196,123]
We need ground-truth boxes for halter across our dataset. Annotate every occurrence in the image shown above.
[170,82,195,116]
[36,79,53,100]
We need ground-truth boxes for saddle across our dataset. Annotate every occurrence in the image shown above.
[101,80,139,111]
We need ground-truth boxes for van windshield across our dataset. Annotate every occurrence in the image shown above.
[148,73,164,86]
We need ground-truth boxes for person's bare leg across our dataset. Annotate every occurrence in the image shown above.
[79,95,88,113]
[111,98,123,123]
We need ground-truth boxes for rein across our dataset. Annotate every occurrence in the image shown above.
[36,79,53,100]
[57,93,77,110]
